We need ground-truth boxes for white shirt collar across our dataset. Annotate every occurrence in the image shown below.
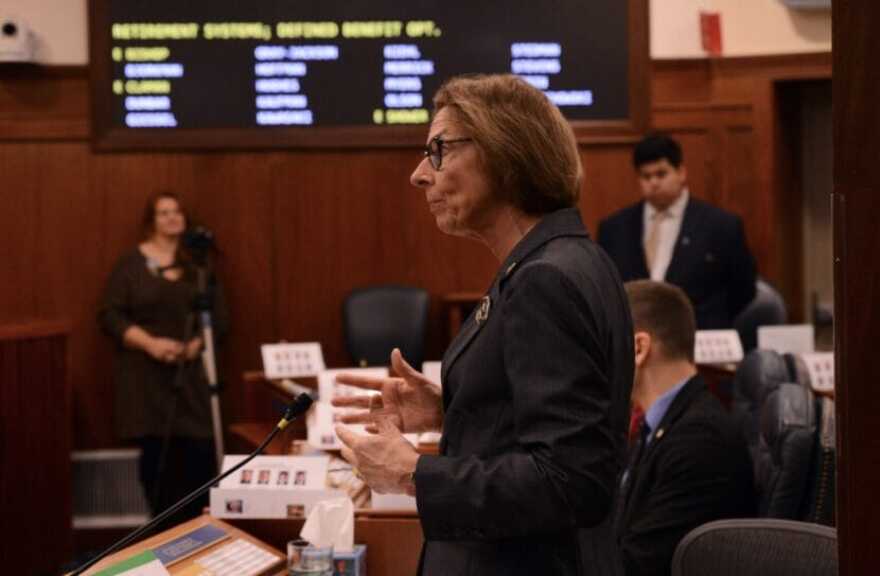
[645,187,689,220]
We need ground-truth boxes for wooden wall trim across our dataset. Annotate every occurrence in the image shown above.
[0,119,89,141]
[0,65,90,142]
[0,320,71,340]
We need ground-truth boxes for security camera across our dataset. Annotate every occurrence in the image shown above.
[0,17,35,63]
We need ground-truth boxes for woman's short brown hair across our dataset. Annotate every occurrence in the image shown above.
[433,74,582,215]
[625,280,696,362]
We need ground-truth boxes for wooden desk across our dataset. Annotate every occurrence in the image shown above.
[242,371,318,396]
[229,420,295,455]
[229,510,424,576]
[234,371,310,451]
[75,515,285,575]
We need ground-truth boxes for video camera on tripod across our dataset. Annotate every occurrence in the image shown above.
[182,226,216,266]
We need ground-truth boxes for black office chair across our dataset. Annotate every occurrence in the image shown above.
[733,349,826,521]
[734,278,788,352]
[343,285,430,368]
[732,349,791,454]
[671,518,837,576]
[754,382,817,518]
[783,353,837,526]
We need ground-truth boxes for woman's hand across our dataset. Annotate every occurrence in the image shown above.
[184,337,203,361]
[146,337,185,364]
[336,418,420,495]
[332,348,443,434]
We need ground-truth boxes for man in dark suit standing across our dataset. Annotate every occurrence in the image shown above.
[597,134,757,329]
[615,280,755,576]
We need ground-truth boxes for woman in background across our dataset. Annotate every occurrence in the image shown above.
[98,191,227,520]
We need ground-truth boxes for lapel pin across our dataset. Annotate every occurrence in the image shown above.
[655,428,665,440]
[475,295,492,325]
[506,262,518,276]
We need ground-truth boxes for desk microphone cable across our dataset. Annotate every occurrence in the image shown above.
[70,394,314,576]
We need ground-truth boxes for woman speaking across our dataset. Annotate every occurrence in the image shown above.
[333,75,634,575]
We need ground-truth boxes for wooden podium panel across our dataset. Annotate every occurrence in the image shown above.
[229,510,424,576]
[0,321,72,576]
[76,515,285,575]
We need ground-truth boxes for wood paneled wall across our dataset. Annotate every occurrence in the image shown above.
[0,321,72,575]
[0,54,829,449]
[652,53,832,319]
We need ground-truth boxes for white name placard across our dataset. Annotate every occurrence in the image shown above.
[694,330,744,364]
[261,342,325,380]
[308,368,387,450]
[422,361,442,387]
[800,352,834,393]
[758,324,815,354]
[210,455,346,519]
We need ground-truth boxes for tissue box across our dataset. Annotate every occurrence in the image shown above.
[332,545,367,576]
[210,455,346,519]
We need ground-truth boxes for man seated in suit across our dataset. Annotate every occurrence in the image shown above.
[597,134,757,329]
[615,280,755,576]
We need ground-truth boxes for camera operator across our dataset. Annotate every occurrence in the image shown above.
[98,191,228,521]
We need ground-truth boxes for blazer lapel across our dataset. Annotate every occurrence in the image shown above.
[629,203,650,279]
[620,375,706,528]
[664,199,701,284]
[639,375,704,463]
[439,208,588,406]
[440,290,492,406]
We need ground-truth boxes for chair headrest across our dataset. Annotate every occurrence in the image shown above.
[735,349,791,406]
[760,383,816,451]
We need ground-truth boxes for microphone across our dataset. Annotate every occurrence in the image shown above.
[182,226,216,252]
[71,394,314,575]
[282,392,314,422]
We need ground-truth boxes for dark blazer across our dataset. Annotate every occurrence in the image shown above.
[97,249,229,440]
[597,197,756,329]
[614,375,756,576]
[414,208,634,576]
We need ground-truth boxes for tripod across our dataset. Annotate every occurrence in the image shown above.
[151,237,224,517]
[194,262,225,469]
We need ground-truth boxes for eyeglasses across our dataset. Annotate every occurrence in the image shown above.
[422,136,473,170]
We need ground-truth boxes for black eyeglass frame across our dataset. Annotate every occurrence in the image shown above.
[422,136,473,170]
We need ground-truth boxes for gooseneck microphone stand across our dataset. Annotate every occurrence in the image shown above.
[70,394,314,576]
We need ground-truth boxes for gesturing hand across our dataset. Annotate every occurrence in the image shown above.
[332,348,442,434]
[335,418,420,495]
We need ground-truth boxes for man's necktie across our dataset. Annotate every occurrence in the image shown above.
[644,210,668,273]
[619,418,650,507]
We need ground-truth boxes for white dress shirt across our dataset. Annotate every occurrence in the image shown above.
[642,189,689,281]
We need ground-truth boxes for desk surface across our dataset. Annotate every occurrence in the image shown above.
[229,511,423,576]
[76,515,285,575]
